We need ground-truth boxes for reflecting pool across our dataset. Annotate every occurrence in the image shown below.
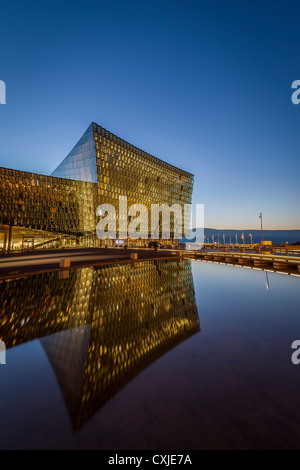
[0,259,299,449]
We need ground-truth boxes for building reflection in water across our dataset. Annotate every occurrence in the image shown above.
[0,259,200,432]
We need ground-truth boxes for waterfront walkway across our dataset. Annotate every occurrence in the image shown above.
[0,247,300,280]
[0,247,181,279]
[185,250,300,276]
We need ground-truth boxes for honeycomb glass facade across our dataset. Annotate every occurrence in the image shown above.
[0,123,194,252]
[0,168,98,252]
[0,259,200,431]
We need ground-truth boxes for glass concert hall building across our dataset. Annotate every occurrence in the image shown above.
[0,123,194,252]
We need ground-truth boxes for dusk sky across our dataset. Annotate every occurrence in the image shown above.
[0,0,299,230]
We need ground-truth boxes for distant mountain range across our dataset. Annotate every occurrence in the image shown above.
[181,228,300,245]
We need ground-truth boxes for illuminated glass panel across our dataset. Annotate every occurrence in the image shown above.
[51,124,97,183]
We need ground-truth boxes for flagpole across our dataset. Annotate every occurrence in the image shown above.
[259,213,264,244]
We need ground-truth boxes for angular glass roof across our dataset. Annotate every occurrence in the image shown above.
[51,124,97,183]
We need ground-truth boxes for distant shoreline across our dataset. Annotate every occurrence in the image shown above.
[204,228,300,232]
[183,228,300,245]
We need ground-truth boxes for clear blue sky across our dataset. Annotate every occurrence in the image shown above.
[0,0,299,229]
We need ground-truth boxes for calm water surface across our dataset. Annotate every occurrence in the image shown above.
[0,259,299,450]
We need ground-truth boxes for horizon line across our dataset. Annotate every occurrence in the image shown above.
[193,227,300,232]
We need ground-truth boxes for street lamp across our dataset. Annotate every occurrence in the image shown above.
[259,213,264,244]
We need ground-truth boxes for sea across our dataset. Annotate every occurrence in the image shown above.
[182,228,300,245]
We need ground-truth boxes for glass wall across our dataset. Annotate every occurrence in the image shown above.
[51,124,97,183]
[0,123,194,251]
[93,123,194,240]
[0,168,97,253]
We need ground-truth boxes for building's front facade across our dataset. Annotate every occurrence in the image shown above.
[0,123,194,252]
